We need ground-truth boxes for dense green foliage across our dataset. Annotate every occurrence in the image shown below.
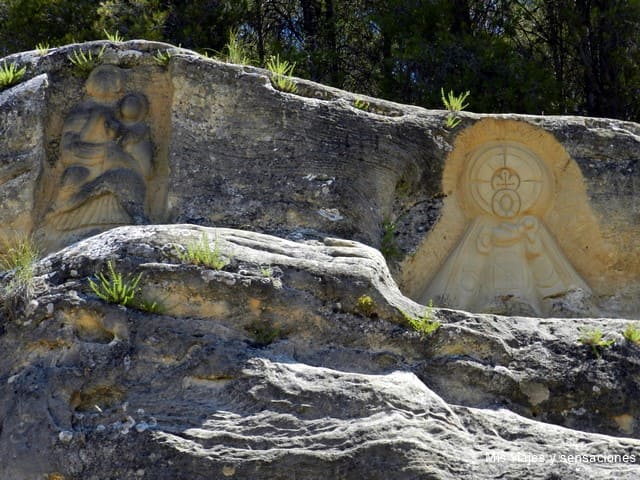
[1,0,639,121]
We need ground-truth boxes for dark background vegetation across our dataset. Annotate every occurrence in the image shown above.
[1,0,639,121]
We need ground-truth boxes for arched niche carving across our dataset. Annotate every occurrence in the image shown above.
[37,64,171,251]
[401,119,610,317]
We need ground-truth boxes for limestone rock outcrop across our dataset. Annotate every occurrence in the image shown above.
[1,41,640,479]
[1,225,640,479]
[0,41,639,317]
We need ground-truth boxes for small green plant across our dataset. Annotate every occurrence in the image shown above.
[68,45,105,75]
[623,323,640,345]
[266,54,298,94]
[441,88,470,129]
[222,29,252,65]
[178,233,228,270]
[1,237,41,320]
[153,49,172,66]
[356,294,376,317]
[578,327,615,358]
[0,61,27,90]
[403,300,441,338]
[35,42,50,55]
[260,265,273,278]
[135,297,164,314]
[354,98,370,111]
[89,260,142,307]
[103,29,123,42]
[0,237,39,274]
[381,218,401,261]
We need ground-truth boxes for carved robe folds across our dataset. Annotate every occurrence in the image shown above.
[425,143,590,315]
[43,65,153,241]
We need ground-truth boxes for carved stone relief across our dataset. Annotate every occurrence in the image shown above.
[424,142,590,315]
[36,64,171,251]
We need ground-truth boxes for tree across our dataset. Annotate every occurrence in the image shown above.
[513,0,640,119]
[95,0,169,41]
[0,0,639,121]
[163,0,248,53]
[0,0,98,55]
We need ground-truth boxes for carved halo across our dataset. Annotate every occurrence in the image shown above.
[463,142,553,219]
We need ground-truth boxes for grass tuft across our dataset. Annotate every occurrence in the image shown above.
[153,49,172,66]
[222,29,252,65]
[135,297,165,314]
[0,61,27,90]
[35,42,50,55]
[177,233,228,270]
[441,88,470,129]
[623,323,640,345]
[89,260,141,307]
[103,29,123,42]
[68,45,105,75]
[0,237,41,320]
[260,265,273,278]
[245,319,282,346]
[266,54,298,93]
[353,98,370,111]
[381,218,401,261]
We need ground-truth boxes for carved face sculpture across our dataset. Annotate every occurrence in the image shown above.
[425,142,589,315]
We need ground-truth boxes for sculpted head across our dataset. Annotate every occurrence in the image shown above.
[118,93,149,123]
[85,65,124,100]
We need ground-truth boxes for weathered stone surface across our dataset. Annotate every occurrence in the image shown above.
[0,74,47,247]
[2,40,640,479]
[403,119,608,318]
[1,225,639,479]
[37,64,166,250]
[1,41,638,316]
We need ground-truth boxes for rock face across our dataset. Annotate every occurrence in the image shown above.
[1,41,640,479]
[1,225,640,479]
[0,41,639,317]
